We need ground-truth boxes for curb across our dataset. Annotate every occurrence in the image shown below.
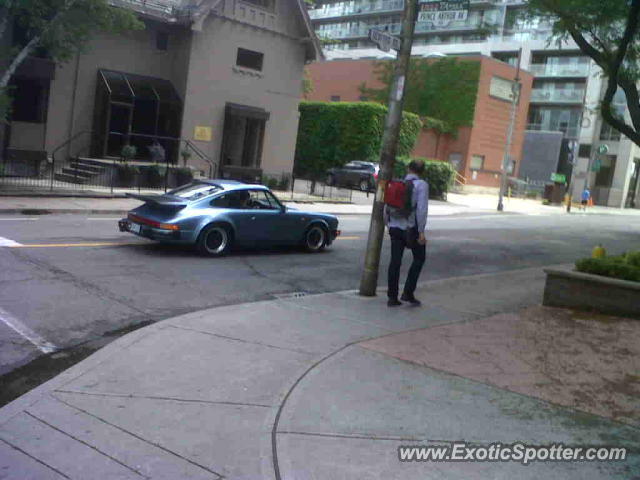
[0,209,131,216]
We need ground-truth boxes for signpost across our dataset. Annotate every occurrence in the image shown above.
[418,0,470,27]
[368,29,401,52]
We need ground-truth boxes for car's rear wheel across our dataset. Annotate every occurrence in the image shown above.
[359,178,371,192]
[326,173,336,186]
[197,224,232,256]
[304,224,327,253]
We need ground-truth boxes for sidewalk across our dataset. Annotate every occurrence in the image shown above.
[0,266,637,479]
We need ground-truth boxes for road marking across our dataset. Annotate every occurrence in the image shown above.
[337,236,360,240]
[0,236,22,246]
[0,307,58,354]
[0,218,39,221]
[9,241,145,248]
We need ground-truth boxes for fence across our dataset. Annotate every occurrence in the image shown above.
[262,173,354,203]
[0,131,216,194]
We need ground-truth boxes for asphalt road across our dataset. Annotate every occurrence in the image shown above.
[0,211,639,380]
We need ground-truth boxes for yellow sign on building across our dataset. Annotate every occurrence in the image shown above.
[194,126,212,142]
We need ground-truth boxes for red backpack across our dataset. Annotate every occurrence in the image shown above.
[384,179,414,218]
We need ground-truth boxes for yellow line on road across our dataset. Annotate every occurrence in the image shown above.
[10,242,146,248]
[337,236,360,240]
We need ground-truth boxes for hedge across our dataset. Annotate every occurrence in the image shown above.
[575,252,640,283]
[294,101,422,179]
[393,156,456,200]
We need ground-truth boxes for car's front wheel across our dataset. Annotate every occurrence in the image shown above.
[197,224,232,256]
[304,224,327,253]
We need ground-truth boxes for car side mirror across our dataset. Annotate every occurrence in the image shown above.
[280,205,287,213]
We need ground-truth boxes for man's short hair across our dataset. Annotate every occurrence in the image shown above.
[408,159,425,175]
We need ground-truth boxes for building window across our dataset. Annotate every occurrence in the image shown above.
[236,48,264,71]
[578,144,591,158]
[470,155,484,170]
[595,155,617,187]
[10,78,48,123]
[330,95,341,102]
[599,122,621,141]
[156,32,169,51]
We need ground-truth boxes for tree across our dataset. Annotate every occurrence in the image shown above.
[0,0,142,120]
[526,0,640,146]
[360,57,481,135]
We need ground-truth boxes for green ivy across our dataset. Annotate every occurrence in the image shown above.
[294,101,422,179]
[361,58,480,134]
[576,255,640,283]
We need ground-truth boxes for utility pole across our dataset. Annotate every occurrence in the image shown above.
[497,48,522,212]
[359,0,418,297]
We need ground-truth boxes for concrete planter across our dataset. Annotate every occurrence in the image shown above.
[543,268,640,319]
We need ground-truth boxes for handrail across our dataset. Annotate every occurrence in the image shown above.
[50,130,94,191]
[454,171,467,186]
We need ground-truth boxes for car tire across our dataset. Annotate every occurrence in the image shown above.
[359,178,370,192]
[197,224,232,257]
[304,224,327,253]
[326,173,336,186]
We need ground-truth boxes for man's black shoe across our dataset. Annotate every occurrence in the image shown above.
[400,293,421,306]
[387,298,402,307]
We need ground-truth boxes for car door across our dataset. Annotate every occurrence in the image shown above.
[214,190,271,246]
[244,189,283,245]
[263,190,307,244]
[342,162,361,186]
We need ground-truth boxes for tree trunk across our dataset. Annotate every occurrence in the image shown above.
[0,35,41,90]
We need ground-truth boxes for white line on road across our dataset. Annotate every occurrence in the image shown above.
[0,236,22,247]
[0,307,58,354]
[86,218,122,221]
[0,218,39,221]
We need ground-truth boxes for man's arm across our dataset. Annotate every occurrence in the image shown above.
[415,180,429,233]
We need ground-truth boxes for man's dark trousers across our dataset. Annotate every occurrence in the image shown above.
[387,227,426,299]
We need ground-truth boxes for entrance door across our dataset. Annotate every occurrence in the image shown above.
[626,159,640,208]
[106,104,132,158]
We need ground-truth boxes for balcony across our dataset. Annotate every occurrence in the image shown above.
[530,88,585,103]
[527,123,579,138]
[529,63,590,77]
[308,0,494,20]
[309,1,404,20]
[320,18,485,40]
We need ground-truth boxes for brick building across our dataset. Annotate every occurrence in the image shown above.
[306,56,533,191]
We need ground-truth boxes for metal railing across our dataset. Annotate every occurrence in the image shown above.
[526,123,580,138]
[528,63,590,77]
[530,88,585,103]
[1,130,217,194]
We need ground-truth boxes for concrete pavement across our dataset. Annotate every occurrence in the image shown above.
[0,266,637,479]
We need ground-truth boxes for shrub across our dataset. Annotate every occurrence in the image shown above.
[393,156,456,200]
[175,167,193,186]
[146,164,166,188]
[575,254,640,282]
[264,176,279,190]
[121,144,137,162]
[294,101,422,179]
[116,163,139,186]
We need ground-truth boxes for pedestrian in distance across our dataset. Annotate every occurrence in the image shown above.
[383,159,429,307]
[581,187,591,211]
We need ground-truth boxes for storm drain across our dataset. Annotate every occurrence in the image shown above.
[272,291,309,300]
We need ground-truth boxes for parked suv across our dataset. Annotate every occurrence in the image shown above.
[326,161,379,192]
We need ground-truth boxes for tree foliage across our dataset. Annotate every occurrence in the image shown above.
[0,0,143,119]
[525,0,640,147]
[394,156,456,200]
[360,57,481,134]
[294,101,422,179]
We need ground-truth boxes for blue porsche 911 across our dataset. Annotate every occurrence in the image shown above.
[118,180,340,256]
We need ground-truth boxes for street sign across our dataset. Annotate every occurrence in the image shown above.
[597,144,609,155]
[418,0,470,26]
[369,28,401,52]
[551,173,566,183]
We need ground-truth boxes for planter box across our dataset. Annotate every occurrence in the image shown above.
[543,268,640,319]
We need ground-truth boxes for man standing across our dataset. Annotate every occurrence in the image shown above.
[384,159,429,307]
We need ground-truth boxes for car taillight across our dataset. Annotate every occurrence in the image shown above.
[374,172,378,179]
[128,213,179,231]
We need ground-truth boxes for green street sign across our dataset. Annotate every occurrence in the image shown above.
[551,173,566,183]
[597,144,609,155]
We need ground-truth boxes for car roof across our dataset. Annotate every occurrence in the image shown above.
[198,179,268,192]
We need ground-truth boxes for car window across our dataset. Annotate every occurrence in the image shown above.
[344,162,359,169]
[169,182,221,201]
[248,190,278,210]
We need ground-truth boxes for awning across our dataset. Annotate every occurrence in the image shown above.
[99,69,181,104]
[226,103,270,121]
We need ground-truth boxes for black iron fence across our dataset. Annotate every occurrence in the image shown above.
[0,131,216,194]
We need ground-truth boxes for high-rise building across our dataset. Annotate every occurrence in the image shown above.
[307,0,640,208]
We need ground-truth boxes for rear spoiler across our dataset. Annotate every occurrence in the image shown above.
[126,193,187,207]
